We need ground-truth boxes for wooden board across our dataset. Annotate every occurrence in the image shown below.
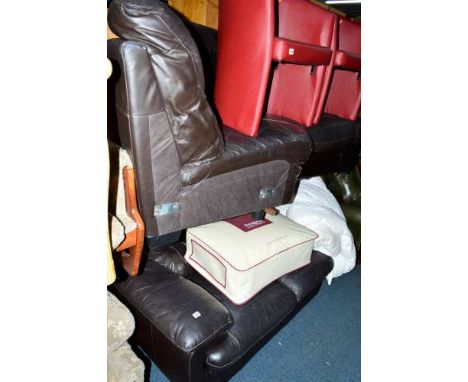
[169,0,219,29]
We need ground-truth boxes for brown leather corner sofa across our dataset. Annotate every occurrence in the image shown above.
[107,0,355,380]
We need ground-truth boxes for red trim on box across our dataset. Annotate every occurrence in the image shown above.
[228,261,311,305]
[188,239,227,289]
[188,232,316,272]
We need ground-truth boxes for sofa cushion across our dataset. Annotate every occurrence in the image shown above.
[147,241,192,277]
[108,0,224,165]
[279,251,334,302]
[187,272,297,372]
[113,260,233,353]
[308,114,359,153]
[181,117,312,186]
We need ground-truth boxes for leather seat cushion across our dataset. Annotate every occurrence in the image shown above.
[188,272,297,371]
[113,259,233,353]
[181,116,312,186]
[188,250,332,378]
[308,114,360,153]
[279,251,334,302]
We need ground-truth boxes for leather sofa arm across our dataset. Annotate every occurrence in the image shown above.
[334,50,361,71]
[273,37,332,66]
[112,261,233,381]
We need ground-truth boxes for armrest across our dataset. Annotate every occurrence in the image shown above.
[334,50,361,71]
[114,263,234,354]
[272,37,332,66]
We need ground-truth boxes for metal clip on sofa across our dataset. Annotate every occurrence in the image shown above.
[107,0,348,380]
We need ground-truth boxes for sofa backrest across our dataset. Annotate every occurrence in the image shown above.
[108,0,224,165]
[267,0,338,127]
[214,0,337,136]
[324,18,361,121]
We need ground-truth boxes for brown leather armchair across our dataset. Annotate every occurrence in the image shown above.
[107,0,312,247]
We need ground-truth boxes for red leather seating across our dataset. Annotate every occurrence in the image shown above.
[323,17,361,121]
[267,0,337,128]
[215,0,337,137]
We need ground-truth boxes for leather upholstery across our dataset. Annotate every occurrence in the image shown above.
[110,244,333,381]
[202,280,298,379]
[182,117,312,186]
[107,0,313,239]
[215,0,275,137]
[308,114,359,153]
[324,18,361,121]
[147,241,192,277]
[187,17,360,179]
[335,50,361,71]
[272,37,332,66]
[185,22,218,105]
[301,115,360,176]
[279,251,334,302]
[108,0,224,165]
[215,0,337,136]
[267,0,337,127]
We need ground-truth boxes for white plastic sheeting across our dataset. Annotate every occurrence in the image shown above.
[277,177,356,284]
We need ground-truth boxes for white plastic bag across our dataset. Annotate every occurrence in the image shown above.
[277,177,356,284]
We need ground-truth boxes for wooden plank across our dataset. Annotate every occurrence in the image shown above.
[119,166,145,277]
[169,0,219,29]
[205,0,219,29]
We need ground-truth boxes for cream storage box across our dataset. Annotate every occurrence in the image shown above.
[185,214,318,304]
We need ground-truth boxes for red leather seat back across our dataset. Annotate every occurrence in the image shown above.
[215,0,275,137]
[324,18,361,121]
[267,0,337,127]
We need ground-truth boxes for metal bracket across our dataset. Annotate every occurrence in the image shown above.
[259,187,276,200]
[154,202,180,216]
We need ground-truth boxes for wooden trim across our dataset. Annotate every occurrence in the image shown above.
[116,166,145,276]
[169,0,219,30]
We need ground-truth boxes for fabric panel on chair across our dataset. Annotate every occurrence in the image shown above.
[177,161,290,234]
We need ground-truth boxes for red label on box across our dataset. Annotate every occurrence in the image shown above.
[224,214,272,232]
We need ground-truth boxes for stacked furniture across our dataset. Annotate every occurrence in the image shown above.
[215,0,361,175]
[111,243,333,381]
[107,0,313,247]
[107,0,360,380]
